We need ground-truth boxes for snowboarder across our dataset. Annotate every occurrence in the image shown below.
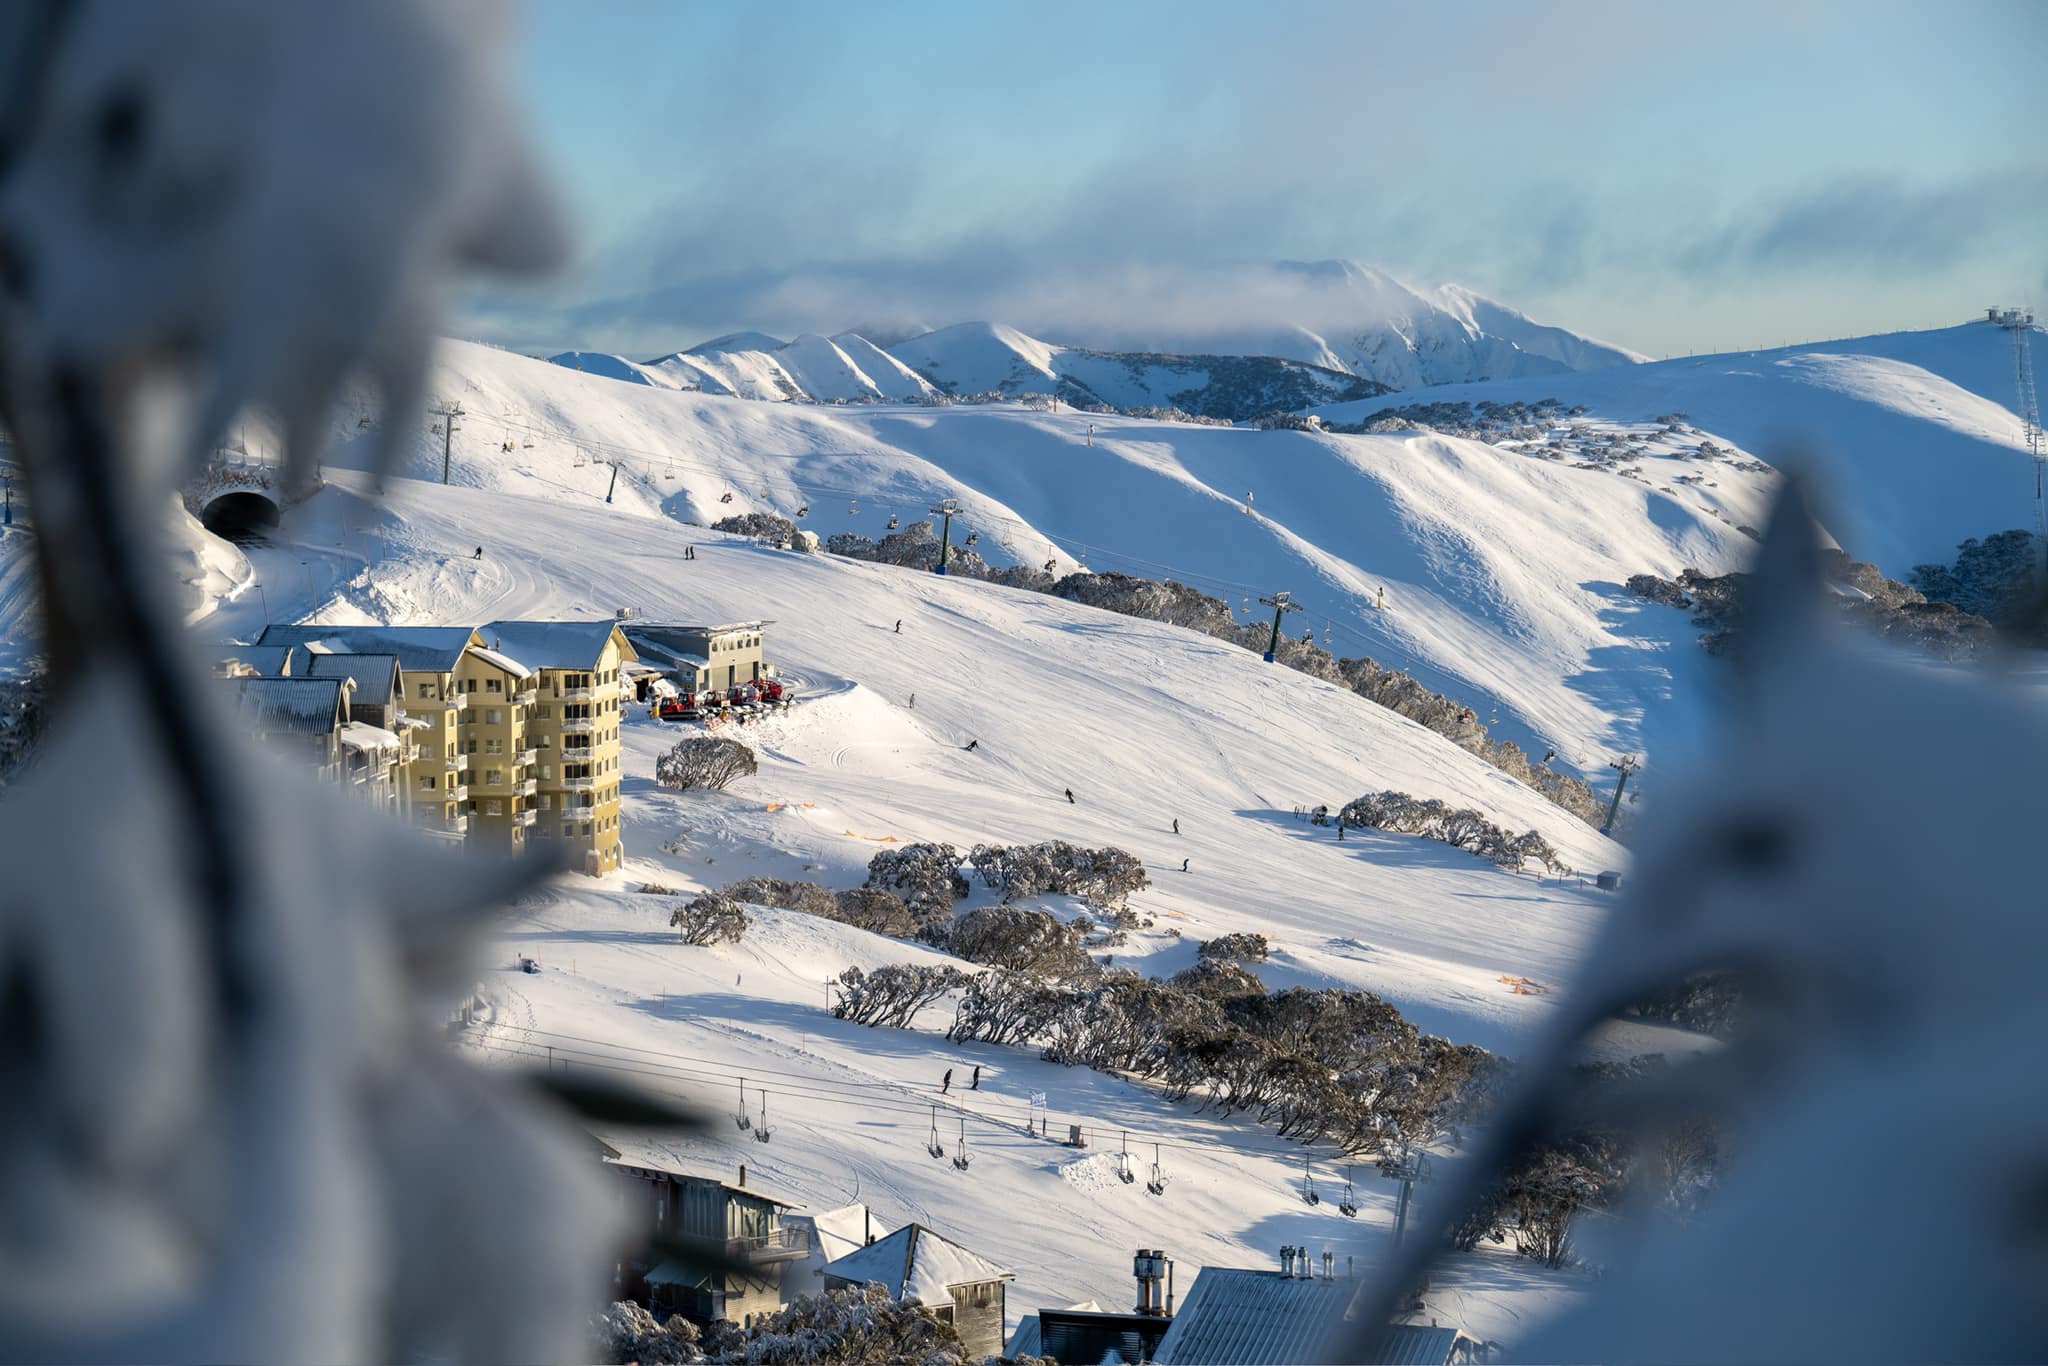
[941,1068,953,1095]
[1172,818,1180,835]
[894,619,902,634]
[970,1065,981,1090]
[1180,857,1189,873]
[965,739,979,752]
[472,545,483,559]
[1064,788,1075,804]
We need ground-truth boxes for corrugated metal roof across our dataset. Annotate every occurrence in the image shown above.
[481,619,635,670]
[256,624,479,673]
[218,643,297,676]
[228,676,346,734]
[1006,1314,1043,1359]
[301,652,400,706]
[1363,1324,1467,1365]
[1150,1270,1356,1365]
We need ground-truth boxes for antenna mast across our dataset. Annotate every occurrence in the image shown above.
[1990,307,2044,576]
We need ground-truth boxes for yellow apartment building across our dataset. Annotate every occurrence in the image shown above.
[483,620,637,876]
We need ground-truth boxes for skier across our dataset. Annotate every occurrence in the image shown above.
[472,545,483,559]
[941,1068,953,1095]
[894,619,902,634]
[965,740,979,752]
[908,693,916,709]
[1338,823,1346,842]
[1181,857,1189,873]
[1064,788,1075,804]
[1172,818,1180,835]
[970,1065,981,1090]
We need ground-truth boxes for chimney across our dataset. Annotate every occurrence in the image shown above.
[1347,1255,1355,1282]
[1322,1250,1333,1280]
[1165,1256,1175,1317]
[738,1164,746,1188]
[1278,1246,1294,1277]
[1134,1249,1166,1316]
[864,1207,872,1245]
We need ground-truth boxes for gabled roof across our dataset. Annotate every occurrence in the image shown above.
[228,676,347,734]
[820,1222,1010,1306]
[1150,1269,1356,1365]
[593,1129,800,1207]
[481,619,638,671]
[255,624,480,674]
[218,643,297,676]
[301,652,401,706]
[464,645,535,679]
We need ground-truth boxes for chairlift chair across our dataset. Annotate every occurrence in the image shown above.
[951,1117,971,1171]
[796,502,810,518]
[1118,1132,1136,1185]
[1339,1166,1359,1218]
[887,513,899,530]
[926,1105,945,1159]
[1146,1144,1166,1197]
[1303,1154,1320,1206]
[754,1087,772,1143]
[720,491,734,504]
[735,1077,751,1131]
[849,499,860,515]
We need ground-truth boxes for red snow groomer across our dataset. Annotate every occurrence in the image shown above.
[655,689,706,722]
[755,676,787,703]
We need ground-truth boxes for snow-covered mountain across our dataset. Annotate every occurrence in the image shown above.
[552,324,1383,419]
[1102,261,1648,389]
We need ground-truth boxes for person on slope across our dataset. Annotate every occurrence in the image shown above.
[1064,788,1075,804]
[965,740,979,752]
[1180,857,1190,873]
[941,1068,953,1095]
[472,545,483,559]
[1172,818,1180,835]
[970,1065,981,1090]
[894,619,902,634]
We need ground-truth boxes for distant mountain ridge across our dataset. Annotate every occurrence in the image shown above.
[548,261,1641,417]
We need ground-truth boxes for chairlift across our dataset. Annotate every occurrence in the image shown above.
[1322,627,1332,647]
[796,502,810,518]
[1339,1166,1359,1218]
[926,1105,945,1159]
[356,415,372,429]
[964,531,979,547]
[720,491,734,504]
[1146,1143,1166,1197]
[501,440,515,452]
[1118,1131,1136,1185]
[754,1086,772,1143]
[951,1117,971,1172]
[573,449,587,468]
[735,1077,752,1131]
[1303,1154,1320,1206]
[886,513,899,531]
[849,499,861,515]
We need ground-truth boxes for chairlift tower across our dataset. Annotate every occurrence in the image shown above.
[1990,307,2044,576]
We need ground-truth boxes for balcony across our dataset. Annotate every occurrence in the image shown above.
[512,684,538,705]
[442,753,462,773]
[514,747,538,766]
[563,774,598,791]
[516,808,537,827]
[681,1226,811,1265]
[557,686,593,702]
[559,716,595,734]
[516,777,538,797]
[449,783,470,802]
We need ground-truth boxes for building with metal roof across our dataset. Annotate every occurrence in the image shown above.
[822,1223,1013,1360]
[1150,1263,1486,1366]
[255,623,481,674]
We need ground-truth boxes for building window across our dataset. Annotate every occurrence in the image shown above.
[486,799,503,816]
[487,770,503,786]
[417,682,434,700]
[418,775,437,791]
[486,708,502,725]
[485,738,503,755]
[536,704,552,718]
[487,678,502,694]
[538,795,551,809]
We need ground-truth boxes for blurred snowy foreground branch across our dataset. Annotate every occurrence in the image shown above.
[1346,478,2048,1363]
[0,3,687,1361]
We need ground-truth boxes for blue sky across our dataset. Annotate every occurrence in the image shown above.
[469,0,2047,358]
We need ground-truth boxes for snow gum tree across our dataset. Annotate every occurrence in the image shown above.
[655,735,758,792]
[670,893,749,945]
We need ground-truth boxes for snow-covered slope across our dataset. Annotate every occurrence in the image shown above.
[357,341,1775,777]
[1312,319,2043,577]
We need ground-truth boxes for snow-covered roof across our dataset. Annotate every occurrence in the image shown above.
[592,1129,800,1207]
[255,624,479,673]
[464,644,535,679]
[218,643,296,676]
[228,676,346,734]
[338,721,401,752]
[1150,1270,1358,1365]
[301,652,400,706]
[819,1222,1010,1306]
[480,619,636,670]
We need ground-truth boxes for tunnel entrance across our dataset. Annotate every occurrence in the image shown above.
[200,490,281,543]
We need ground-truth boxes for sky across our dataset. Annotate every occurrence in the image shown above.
[464,0,2048,361]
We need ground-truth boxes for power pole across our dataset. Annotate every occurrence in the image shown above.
[432,401,464,484]
[930,497,961,575]
[1991,307,2044,578]
[1601,755,1637,836]
[1258,591,1301,662]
